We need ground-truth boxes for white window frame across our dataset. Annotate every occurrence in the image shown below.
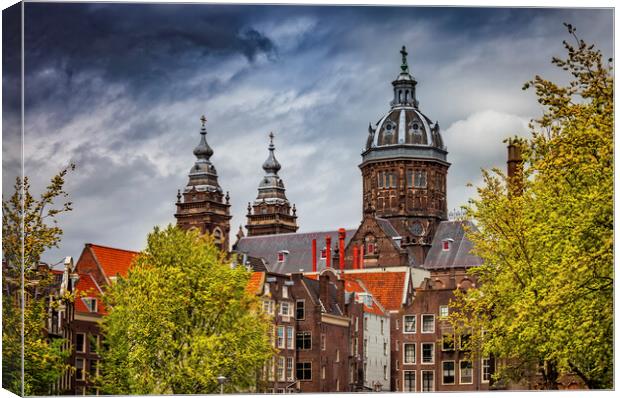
[421,370,435,392]
[263,299,274,315]
[280,301,291,317]
[76,333,86,353]
[286,326,294,349]
[482,358,492,383]
[421,314,435,333]
[460,360,473,385]
[286,357,294,381]
[442,361,456,385]
[277,356,285,381]
[75,358,85,381]
[277,326,285,349]
[403,370,416,392]
[403,343,416,365]
[403,315,416,334]
[439,305,449,319]
[421,342,435,364]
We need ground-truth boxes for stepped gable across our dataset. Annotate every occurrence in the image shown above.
[234,229,356,274]
[423,220,483,269]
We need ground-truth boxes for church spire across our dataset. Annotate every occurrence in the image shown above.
[193,115,214,161]
[262,132,282,175]
[391,45,418,108]
[245,132,298,236]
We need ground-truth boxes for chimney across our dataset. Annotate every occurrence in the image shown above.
[325,236,332,269]
[353,245,359,270]
[338,228,346,272]
[319,273,330,309]
[507,137,524,195]
[359,244,365,269]
[311,239,317,273]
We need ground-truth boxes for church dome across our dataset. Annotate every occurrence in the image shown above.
[363,46,447,164]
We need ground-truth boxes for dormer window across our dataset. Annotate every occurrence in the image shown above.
[442,239,453,251]
[320,248,327,259]
[82,298,97,313]
[277,251,288,263]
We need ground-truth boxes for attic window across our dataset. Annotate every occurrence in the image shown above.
[82,298,97,313]
[442,239,453,251]
[320,248,327,259]
[277,251,286,263]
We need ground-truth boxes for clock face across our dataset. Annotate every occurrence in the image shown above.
[410,222,424,236]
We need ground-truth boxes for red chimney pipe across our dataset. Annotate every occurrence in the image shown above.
[359,244,364,269]
[325,236,331,269]
[353,245,359,270]
[338,228,346,272]
[311,239,317,273]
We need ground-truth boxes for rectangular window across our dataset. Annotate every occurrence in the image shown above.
[89,335,99,354]
[296,362,311,381]
[406,169,414,188]
[280,302,291,317]
[263,300,274,315]
[384,365,388,380]
[269,325,275,347]
[396,360,399,371]
[404,315,416,333]
[75,358,85,381]
[380,319,384,334]
[296,300,305,320]
[277,252,285,262]
[321,365,326,379]
[282,286,289,299]
[363,339,368,357]
[403,343,416,364]
[277,357,285,381]
[442,240,451,251]
[286,357,294,380]
[276,388,284,394]
[320,248,327,259]
[421,314,435,333]
[442,333,455,351]
[459,333,471,351]
[321,333,326,350]
[76,333,85,353]
[404,370,415,392]
[414,170,427,188]
[364,317,368,330]
[422,343,434,364]
[296,331,311,350]
[442,361,455,385]
[267,357,275,381]
[482,358,492,383]
[336,349,340,363]
[89,359,99,378]
[439,305,449,318]
[277,326,285,348]
[460,361,473,384]
[286,326,294,349]
[396,319,400,330]
[354,337,358,356]
[383,342,388,356]
[422,370,434,392]
[83,298,97,313]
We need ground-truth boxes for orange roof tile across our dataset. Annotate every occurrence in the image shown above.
[89,244,138,278]
[246,272,265,294]
[364,302,386,316]
[342,271,406,311]
[344,279,365,293]
[74,273,107,315]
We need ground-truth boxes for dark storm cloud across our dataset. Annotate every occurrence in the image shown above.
[11,3,612,263]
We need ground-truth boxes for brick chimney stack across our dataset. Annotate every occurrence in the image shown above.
[338,228,346,272]
[507,137,524,195]
[325,236,331,269]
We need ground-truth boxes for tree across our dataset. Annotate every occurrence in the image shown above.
[97,225,273,394]
[449,24,613,389]
[2,164,75,395]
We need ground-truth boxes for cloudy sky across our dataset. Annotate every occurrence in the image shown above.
[2,3,613,264]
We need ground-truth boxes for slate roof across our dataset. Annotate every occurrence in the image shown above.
[423,220,483,269]
[376,217,403,250]
[88,244,138,278]
[234,229,356,274]
[302,277,345,316]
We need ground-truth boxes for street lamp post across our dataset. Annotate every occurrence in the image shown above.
[217,375,227,394]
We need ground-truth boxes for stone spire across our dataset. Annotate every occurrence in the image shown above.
[246,132,298,236]
[175,115,231,251]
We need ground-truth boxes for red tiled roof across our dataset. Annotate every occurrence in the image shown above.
[364,302,386,316]
[89,244,138,278]
[74,273,107,315]
[342,271,406,311]
[344,279,365,293]
[246,272,265,294]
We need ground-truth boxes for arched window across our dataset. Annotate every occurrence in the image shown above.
[213,227,223,244]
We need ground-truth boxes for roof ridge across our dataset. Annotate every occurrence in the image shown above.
[239,228,357,240]
[88,243,139,254]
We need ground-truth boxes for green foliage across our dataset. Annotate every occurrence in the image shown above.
[2,165,75,395]
[449,24,613,389]
[97,225,273,394]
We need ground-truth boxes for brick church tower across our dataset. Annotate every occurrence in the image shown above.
[245,133,298,236]
[359,46,449,263]
[175,116,232,250]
